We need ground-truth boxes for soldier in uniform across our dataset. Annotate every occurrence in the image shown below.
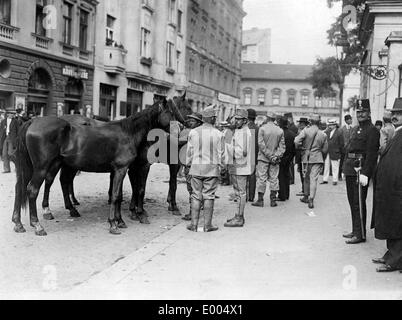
[342,99,380,244]
[186,106,225,232]
[180,112,204,221]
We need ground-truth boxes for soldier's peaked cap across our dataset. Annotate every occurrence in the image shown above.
[356,99,370,112]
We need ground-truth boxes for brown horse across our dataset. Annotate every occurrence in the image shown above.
[12,98,189,235]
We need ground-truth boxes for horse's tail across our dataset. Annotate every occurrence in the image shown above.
[15,120,34,210]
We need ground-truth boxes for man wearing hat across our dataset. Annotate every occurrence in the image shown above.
[246,108,259,202]
[0,110,16,173]
[225,109,252,227]
[321,119,344,186]
[340,114,353,180]
[186,105,225,232]
[371,98,402,272]
[295,117,309,196]
[379,110,395,154]
[180,112,204,221]
[284,112,297,185]
[294,114,328,209]
[342,99,380,244]
[252,111,285,208]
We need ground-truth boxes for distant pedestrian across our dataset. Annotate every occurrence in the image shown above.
[321,119,344,186]
[379,111,395,155]
[375,120,383,131]
[294,114,328,209]
[339,114,353,180]
[342,99,379,244]
[224,109,252,228]
[246,108,259,202]
[372,98,402,272]
[0,110,16,173]
[252,112,285,208]
[285,112,297,185]
[186,106,225,232]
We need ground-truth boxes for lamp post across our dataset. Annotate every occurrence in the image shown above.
[334,30,347,126]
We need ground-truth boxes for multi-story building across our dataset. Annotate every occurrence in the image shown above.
[93,0,188,120]
[358,0,402,122]
[186,0,246,120]
[241,27,271,64]
[240,63,341,124]
[0,0,98,116]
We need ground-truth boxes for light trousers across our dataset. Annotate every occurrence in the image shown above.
[323,156,339,183]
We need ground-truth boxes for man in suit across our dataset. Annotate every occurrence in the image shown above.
[339,114,353,180]
[321,119,344,186]
[278,116,296,201]
[186,106,225,232]
[0,110,15,173]
[294,114,328,209]
[372,98,402,272]
[246,108,259,202]
[252,112,285,208]
[379,111,395,155]
[285,112,298,185]
[295,117,309,196]
[343,99,380,244]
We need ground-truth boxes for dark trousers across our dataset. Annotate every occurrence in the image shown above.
[346,176,369,239]
[278,163,291,200]
[297,161,304,193]
[2,136,13,172]
[247,170,256,201]
[339,153,345,179]
[289,160,295,185]
[383,239,402,269]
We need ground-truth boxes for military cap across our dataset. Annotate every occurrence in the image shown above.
[309,114,321,122]
[297,117,309,124]
[202,106,217,118]
[187,112,203,123]
[234,108,248,119]
[355,99,370,112]
[247,108,257,119]
[266,111,277,119]
[344,114,352,121]
[391,98,402,113]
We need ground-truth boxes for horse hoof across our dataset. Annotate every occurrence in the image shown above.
[43,213,54,220]
[14,224,26,233]
[138,215,150,224]
[73,201,80,206]
[109,227,121,235]
[35,229,47,236]
[70,209,81,218]
[130,213,139,221]
[118,221,128,229]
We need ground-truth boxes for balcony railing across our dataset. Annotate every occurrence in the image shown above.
[104,47,127,74]
[0,22,19,41]
[32,33,53,50]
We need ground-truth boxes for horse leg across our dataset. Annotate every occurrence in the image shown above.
[116,179,127,229]
[69,180,80,206]
[168,164,181,215]
[136,162,151,224]
[42,160,61,220]
[108,171,114,204]
[12,173,26,233]
[27,170,47,236]
[109,167,127,235]
[128,165,139,220]
[60,166,80,218]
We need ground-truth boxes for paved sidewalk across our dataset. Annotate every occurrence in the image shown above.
[67,178,402,300]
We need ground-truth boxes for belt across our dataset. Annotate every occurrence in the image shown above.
[347,153,364,159]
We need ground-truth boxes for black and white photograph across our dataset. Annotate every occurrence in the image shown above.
[1,0,402,305]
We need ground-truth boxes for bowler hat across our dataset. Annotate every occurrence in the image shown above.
[187,112,203,123]
[355,99,370,112]
[202,106,217,118]
[297,117,309,124]
[247,108,257,119]
[234,108,248,119]
[391,98,402,113]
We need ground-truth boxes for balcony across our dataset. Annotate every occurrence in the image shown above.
[32,33,53,50]
[0,23,19,41]
[104,46,127,74]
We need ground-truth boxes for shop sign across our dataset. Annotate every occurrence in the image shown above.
[128,79,169,96]
[62,66,89,80]
[218,92,239,105]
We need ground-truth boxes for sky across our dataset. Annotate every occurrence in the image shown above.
[243,0,343,65]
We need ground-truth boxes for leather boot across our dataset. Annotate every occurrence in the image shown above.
[308,198,314,209]
[252,192,264,207]
[270,191,278,207]
[225,196,246,227]
[203,199,218,232]
[182,198,192,221]
[187,198,201,232]
[300,195,309,204]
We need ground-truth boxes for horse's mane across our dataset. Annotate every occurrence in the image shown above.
[119,101,162,135]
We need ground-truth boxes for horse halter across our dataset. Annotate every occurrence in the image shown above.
[170,97,188,124]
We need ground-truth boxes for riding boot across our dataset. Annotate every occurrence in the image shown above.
[187,198,201,232]
[203,199,218,232]
[252,192,264,207]
[225,197,245,227]
[270,191,278,207]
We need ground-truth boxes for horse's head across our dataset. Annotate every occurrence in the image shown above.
[170,92,193,127]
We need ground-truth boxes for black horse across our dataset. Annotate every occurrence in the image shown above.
[12,98,189,235]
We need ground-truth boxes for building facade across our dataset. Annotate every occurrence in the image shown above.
[358,0,402,122]
[186,0,245,121]
[93,0,188,120]
[0,0,98,116]
[241,27,271,64]
[240,63,341,124]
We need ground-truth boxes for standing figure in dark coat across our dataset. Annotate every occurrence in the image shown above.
[246,108,259,202]
[342,99,380,244]
[285,112,298,185]
[372,98,402,272]
[0,110,16,173]
[278,116,296,201]
[295,117,309,196]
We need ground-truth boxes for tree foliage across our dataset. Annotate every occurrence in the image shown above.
[308,57,343,98]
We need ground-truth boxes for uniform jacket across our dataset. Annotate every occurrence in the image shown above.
[248,121,259,168]
[257,122,285,163]
[340,124,352,148]
[342,121,380,177]
[280,127,296,167]
[326,128,344,160]
[379,123,395,154]
[227,124,252,176]
[294,125,328,164]
[0,118,6,154]
[186,123,225,177]
[372,128,402,240]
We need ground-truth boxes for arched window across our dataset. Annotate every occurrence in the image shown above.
[243,87,252,105]
[257,88,266,106]
[287,89,296,106]
[314,96,322,108]
[300,89,311,106]
[271,88,281,105]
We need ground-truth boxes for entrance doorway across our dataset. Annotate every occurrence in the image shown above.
[27,68,52,116]
[99,83,117,120]
[65,78,83,114]
[126,89,142,116]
